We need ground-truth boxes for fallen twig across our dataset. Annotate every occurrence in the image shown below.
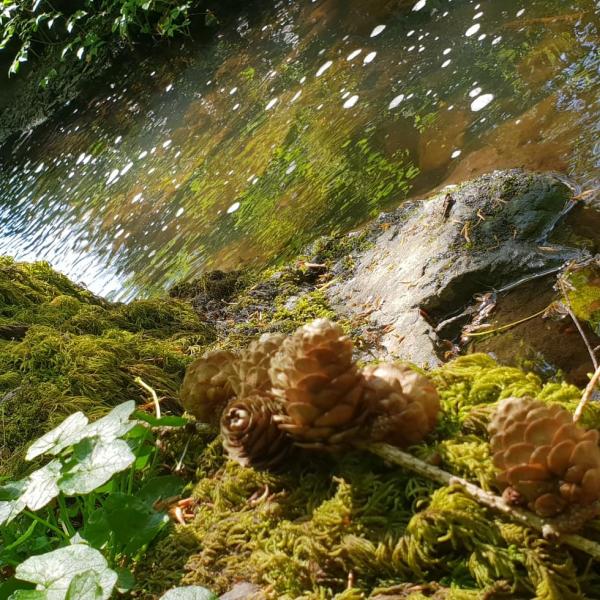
[362,442,600,562]
[573,364,600,423]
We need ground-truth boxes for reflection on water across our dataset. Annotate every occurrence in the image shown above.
[0,0,598,298]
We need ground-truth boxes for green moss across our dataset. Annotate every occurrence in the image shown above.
[135,352,599,599]
[272,290,339,334]
[564,263,600,336]
[0,258,215,478]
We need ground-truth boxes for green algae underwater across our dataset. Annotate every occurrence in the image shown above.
[2,256,600,599]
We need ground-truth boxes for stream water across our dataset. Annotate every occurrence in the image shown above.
[0,0,598,299]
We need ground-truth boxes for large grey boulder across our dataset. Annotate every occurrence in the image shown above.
[327,169,586,366]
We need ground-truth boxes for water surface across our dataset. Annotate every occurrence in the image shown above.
[0,0,598,298]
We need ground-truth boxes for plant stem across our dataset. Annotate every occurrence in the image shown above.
[361,442,600,562]
[573,364,600,423]
[462,307,548,338]
[57,495,76,537]
[135,376,161,419]
[23,510,69,541]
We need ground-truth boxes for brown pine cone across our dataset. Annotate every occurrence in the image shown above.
[489,396,600,520]
[269,318,365,450]
[230,333,286,398]
[180,350,238,425]
[221,394,292,469]
[362,363,440,447]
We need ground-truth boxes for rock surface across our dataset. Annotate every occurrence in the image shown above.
[327,169,587,366]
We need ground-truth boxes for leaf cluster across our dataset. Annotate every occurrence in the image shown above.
[0,0,203,81]
[0,401,215,599]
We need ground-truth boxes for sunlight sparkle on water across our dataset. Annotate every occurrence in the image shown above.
[470,93,494,111]
[343,95,359,108]
[316,60,333,76]
[389,94,404,109]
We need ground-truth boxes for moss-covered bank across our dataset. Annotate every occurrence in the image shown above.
[0,256,214,476]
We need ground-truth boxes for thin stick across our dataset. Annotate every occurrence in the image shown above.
[462,307,548,338]
[573,365,600,423]
[558,279,599,370]
[134,376,161,419]
[361,442,600,562]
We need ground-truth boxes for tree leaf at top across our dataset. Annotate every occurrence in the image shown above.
[13,544,117,600]
[58,439,135,495]
[26,412,89,461]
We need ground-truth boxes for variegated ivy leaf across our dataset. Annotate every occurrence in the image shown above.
[26,412,89,461]
[14,544,117,600]
[84,401,136,443]
[58,439,135,495]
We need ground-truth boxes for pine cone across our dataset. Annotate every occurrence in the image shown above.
[269,318,364,450]
[230,333,286,398]
[221,394,291,469]
[489,397,600,519]
[362,363,440,446]
[180,350,238,425]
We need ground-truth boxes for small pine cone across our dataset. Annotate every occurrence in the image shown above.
[269,318,364,450]
[362,363,440,447]
[230,333,286,397]
[220,394,291,469]
[489,396,600,521]
[180,350,238,425]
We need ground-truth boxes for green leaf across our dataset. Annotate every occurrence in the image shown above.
[81,509,110,549]
[1,578,35,599]
[9,591,47,599]
[14,544,117,600]
[160,587,218,600]
[0,480,28,526]
[133,411,188,427]
[114,567,135,593]
[65,570,103,600]
[103,493,169,555]
[138,475,184,505]
[26,412,88,461]
[58,439,135,495]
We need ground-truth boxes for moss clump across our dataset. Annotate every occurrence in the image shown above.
[0,257,214,477]
[564,263,600,336]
